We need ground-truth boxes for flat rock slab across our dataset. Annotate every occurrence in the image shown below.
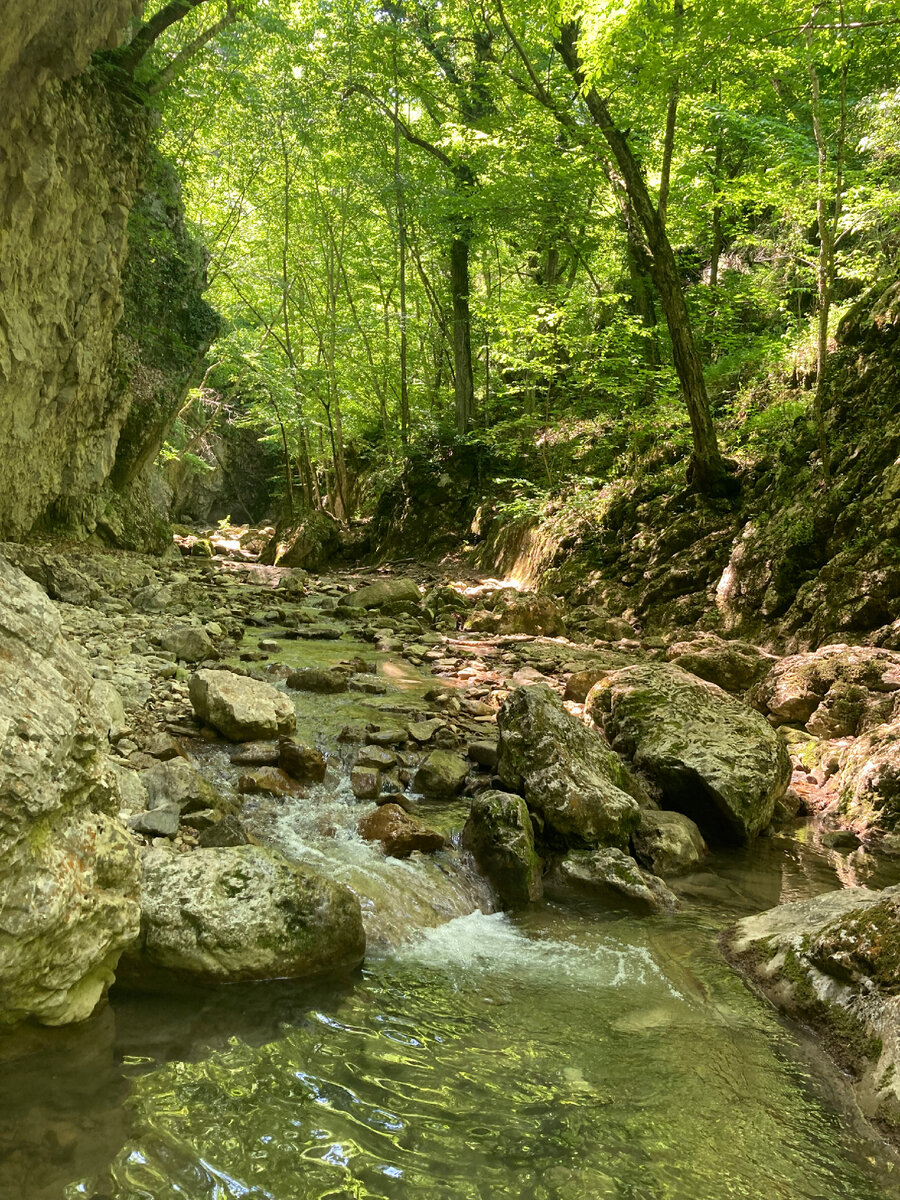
[587,663,791,843]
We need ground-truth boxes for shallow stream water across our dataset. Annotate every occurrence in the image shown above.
[4,623,900,1199]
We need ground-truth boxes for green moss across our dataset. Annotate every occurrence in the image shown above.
[780,947,883,1069]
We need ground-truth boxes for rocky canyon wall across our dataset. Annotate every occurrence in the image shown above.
[0,1,216,551]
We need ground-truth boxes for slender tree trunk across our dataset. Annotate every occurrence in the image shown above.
[393,38,410,447]
[450,234,475,434]
[557,20,728,494]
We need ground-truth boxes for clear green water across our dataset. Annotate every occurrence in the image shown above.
[28,890,895,1200]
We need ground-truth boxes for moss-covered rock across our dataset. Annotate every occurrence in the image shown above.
[497,684,643,849]
[588,662,791,842]
[462,790,542,908]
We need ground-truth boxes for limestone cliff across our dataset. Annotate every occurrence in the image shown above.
[0,0,216,551]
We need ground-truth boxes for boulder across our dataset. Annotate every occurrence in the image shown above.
[260,512,342,572]
[667,635,776,693]
[413,750,468,799]
[587,663,791,842]
[357,804,445,857]
[189,669,296,741]
[351,767,381,800]
[161,625,216,664]
[237,768,307,799]
[462,790,542,907]
[350,578,421,609]
[120,845,365,986]
[497,685,642,849]
[724,885,900,1146]
[140,758,229,815]
[278,740,327,784]
[286,667,348,694]
[197,815,250,848]
[549,848,678,913]
[750,644,900,736]
[465,592,566,637]
[631,809,707,876]
[0,557,140,1026]
[563,668,609,704]
[467,739,498,770]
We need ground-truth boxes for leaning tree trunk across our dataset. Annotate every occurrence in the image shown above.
[557,21,728,495]
[450,234,475,435]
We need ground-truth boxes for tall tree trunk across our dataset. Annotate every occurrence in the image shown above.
[557,21,728,494]
[450,234,475,434]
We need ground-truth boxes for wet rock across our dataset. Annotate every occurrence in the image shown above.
[365,728,406,748]
[497,685,642,850]
[0,557,140,1026]
[408,718,447,744]
[631,810,707,876]
[351,578,421,608]
[550,848,678,913]
[467,739,499,770]
[161,625,216,664]
[354,746,396,771]
[724,885,900,1146]
[141,733,181,761]
[141,758,227,815]
[462,790,542,907]
[237,768,307,799]
[821,829,862,850]
[120,844,365,986]
[189,669,296,741]
[357,804,445,857]
[348,675,387,695]
[413,750,468,798]
[588,663,791,843]
[667,635,776,693]
[286,667,348,694]
[278,740,327,784]
[197,815,249,848]
[351,766,381,800]
[230,741,280,767]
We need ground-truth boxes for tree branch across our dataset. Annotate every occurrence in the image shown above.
[118,0,214,75]
[147,3,242,95]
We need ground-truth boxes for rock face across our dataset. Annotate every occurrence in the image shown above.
[588,663,791,842]
[497,685,642,849]
[121,845,365,987]
[0,7,216,549]
[462,791,542,908]
[835,724,900,831]
[750,644,900,738]
[189,669,296,741]
[0,557,141,1025]
[260,512,342,571]
[549,848,679,914]
[725,885,900,1145]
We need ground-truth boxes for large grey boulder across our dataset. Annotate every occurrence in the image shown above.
[119,844,365,987]
[350,578,421,609]
[587,663,791,842]
[497,685,642,849]
[189,669,296,741]
[666,635,776,693]
[462,790,542,908]
[160,625,216,663]
[0,557,140,1025]
[725,885,900,1146]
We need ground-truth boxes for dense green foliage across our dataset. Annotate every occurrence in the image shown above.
[127,0,900,518]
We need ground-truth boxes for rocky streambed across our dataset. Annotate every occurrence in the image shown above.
[2,534,900,1198]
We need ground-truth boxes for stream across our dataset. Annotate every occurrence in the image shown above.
[3,563,900,1200]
